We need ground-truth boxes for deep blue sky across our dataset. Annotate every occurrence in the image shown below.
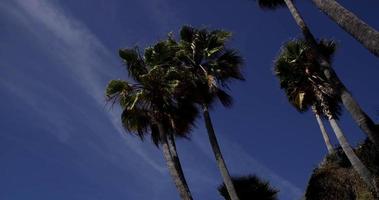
[1,0,379,199]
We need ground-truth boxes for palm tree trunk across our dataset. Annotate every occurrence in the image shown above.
[282,0,379,149]
[157,123,193,200]
[340,89,379,148]
[328,118,377,193]
[313,111,334,154]
[283,0,318,45]
[202,104,239,200]
[311,0,379,58]
[166,133,193,199]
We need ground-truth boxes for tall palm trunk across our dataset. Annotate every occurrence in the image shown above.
[328,118,377,193]
[340,89,379,148]
[202,104,239,200]
[313,109,334,154]
[282,0,379,149]
[311,0,379,58]
[167,133,193,199]
[157,123,193,200]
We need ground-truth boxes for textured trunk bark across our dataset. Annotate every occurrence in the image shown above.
[166,133,193,199]
[313,111,334,154]
[157,123,193,200]
[283,0,316,42]
[283,0,379,149]
[340,89,379,148]
[328,118,377,193]
[202,104,239,200]
[311,0,379,57]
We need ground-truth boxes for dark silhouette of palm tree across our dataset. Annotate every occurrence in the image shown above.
[274,39,336,154]
[105,39,198,200]
[218,175,278,200]
[274,39,377,193]
[174,26,245,200]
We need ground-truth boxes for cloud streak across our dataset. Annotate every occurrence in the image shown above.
[9,0,164,172]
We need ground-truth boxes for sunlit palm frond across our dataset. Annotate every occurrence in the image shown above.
[105,79,133,102]
[177,26,244,109]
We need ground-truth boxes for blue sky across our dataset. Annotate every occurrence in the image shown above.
[1,0,379,199]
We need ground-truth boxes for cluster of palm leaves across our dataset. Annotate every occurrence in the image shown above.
[218,175,278,200]
[105,0,379,199]
[106,26,244,200]
[274,39,377,194]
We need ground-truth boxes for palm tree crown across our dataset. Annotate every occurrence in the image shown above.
[218,175,279,200]
[106,38,198,145]
[176,25,244,107]
[274,39,341,119]
[258,0,286,10]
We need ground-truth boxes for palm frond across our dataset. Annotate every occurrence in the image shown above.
[318,39,337,63]
[105,79,132,101]
[258,0,286,10]
[120,107,151,139]
[212,49,245,83]
[180,25,196,43]
[119,48,147,81]
[218,174,279,200]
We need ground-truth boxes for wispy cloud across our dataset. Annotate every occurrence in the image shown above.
[6,0,164,172]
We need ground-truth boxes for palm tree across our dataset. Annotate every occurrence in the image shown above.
[105,39,197,200]
[218,175,278,200]
[175,26,245,200]
[274,39,336,154]
[311,0,379,58]
[257,0,379,150]
[274,39,377,193]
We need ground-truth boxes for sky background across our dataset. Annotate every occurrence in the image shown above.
[1,0,379,199]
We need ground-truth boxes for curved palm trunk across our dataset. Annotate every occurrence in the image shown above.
[157,124,193,200]
[328,118,377,193]
[167,133,193,199]
[311,0,379,58]
[282,0,379,149]
[202,104,239,200]
[313,111,334,154]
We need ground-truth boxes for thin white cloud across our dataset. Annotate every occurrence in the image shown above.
[10,0,164,172]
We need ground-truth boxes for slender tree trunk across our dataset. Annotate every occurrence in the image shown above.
[282,0,379,149]
[166,133,193,199]
[328,118,378,193]
[202,104,239,200]
[340,89,379,148]
[157,123,193,200]
[313,110,334,154]
[311,0,379,58]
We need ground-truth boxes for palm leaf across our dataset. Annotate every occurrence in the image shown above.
[258,0,286,10]
[119,48,147,81]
